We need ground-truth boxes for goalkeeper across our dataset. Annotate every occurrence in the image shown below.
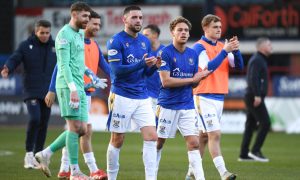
[44,10,110,180]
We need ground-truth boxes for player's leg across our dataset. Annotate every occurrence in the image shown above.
[24,99,42,169]
[179,109,205,180]
[80,95,107,179]
[106,132,124,180]
[106,93,132,180]
[133,98,158,180]
[155,107,179,178]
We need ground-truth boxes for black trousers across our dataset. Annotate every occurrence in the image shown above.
[240,93,271,157]
[25,99,51,154]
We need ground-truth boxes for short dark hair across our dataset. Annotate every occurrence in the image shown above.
[144,24,161,36]
[169,16,192,32]
[35,20,51,29]
[90,10,101,19]
[70,1,91,12]
[123,5,141,16]
[201,14,221,28]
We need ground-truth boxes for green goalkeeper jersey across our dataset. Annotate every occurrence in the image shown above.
[55,24,85,90]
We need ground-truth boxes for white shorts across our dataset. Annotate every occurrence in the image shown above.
[107,93,156,133]
[156,106,199,138]
[194,95,224,132]
[149,97,158,114]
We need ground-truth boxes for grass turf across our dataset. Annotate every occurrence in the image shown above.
[0,127,299,179]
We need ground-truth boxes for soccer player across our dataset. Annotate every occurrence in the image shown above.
[45,10,109,180]
[1,20,56,169]
[106,5,160,180]
[185,14,244,180]
[142,24,165,112]
[34,2,92,179]
[156,16,211,180]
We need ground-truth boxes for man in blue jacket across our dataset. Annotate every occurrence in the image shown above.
[1,20,57,169]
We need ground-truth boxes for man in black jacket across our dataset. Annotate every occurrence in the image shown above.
[1,20,56,169]
[238,37,272,162]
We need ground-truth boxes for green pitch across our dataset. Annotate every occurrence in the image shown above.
[0,127,299,179]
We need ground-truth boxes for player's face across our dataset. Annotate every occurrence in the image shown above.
[75,10,90,29]
[35,26,51,43]
[172,22,190,44]
[205,21,222,41]
[124,10,143,33]
[86,18,101,37]
[142,28,156,44]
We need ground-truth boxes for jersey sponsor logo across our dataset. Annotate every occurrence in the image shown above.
[108,49,118,56]
[58,38,68,45]
[127,54,141,63]
[172,68,193,77]
[188,58,194,65]
[159,118,171,124]
[113,113,125,119]
[204,113,216,118]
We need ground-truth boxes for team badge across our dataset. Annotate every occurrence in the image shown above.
[141,42,146,49]
[206,120,213,127]
[110,38,114,44]
[58,38,68,45]
[159,126,166,134]
[189,58,194,65]
[173,57,176,62]
[113,120,120,128]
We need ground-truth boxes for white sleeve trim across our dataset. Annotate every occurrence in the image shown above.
[68,82,77,92]
[198,50,210,70]
[228,52,235,68]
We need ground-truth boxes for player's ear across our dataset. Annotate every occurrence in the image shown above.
[122,15,126,24]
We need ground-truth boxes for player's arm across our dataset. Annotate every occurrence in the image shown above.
[1,42,24,78]
[248,60,262,97]
[97,43,110,77]
[193,43,228,72]
[107,38,146,76]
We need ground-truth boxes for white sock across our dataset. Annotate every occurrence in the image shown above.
[188,150,205,180]
[70,164,80,175]
[156,148,162,176]
[83,152,98,173]
[42,147,53,158]
[187,163,193,176]
[107,144,120,180]
[213,156,227,176]
[26,152,34,157]
[59,147,70,172]
[143,141,157,180]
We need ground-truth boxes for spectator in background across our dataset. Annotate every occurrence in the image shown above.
[142,24,165,113]
[239,37,272,163]
[1,20,56,169]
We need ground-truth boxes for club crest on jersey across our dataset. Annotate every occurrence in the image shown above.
[109,38,114,44]
[159,126,166,134]
[58,38,68,45]
[188,58,194,65]
[173,57,176,62]
[141,42,146,50]
[206,120,213,127]
[112,120,120,128]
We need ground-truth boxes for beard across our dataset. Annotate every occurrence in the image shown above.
[129,24,141,33]
[76,20,87,29]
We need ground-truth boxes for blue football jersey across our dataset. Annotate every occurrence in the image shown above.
[158,44,198,110]
[107,31,152,99]
[146,44,165,99]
